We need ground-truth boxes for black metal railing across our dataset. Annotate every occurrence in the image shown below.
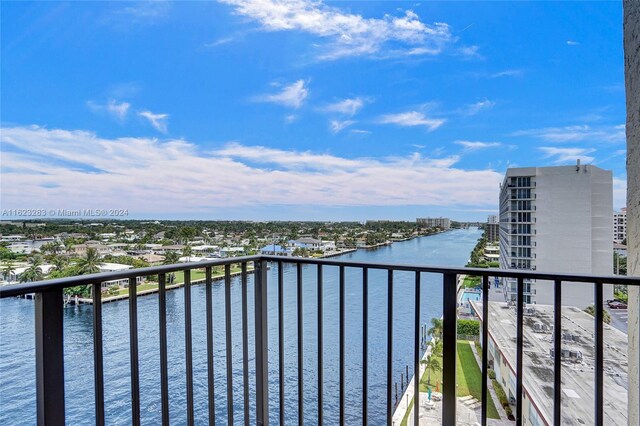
[0,255,638,426]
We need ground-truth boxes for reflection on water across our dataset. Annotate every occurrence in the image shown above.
[0,228,481,425]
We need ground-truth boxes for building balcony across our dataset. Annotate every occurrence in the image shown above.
[0,256,638,426]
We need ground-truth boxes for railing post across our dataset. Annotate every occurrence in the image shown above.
[594,281,604,426]
[254,260,269,426]
[35,289,65,426]
[442,273,457,425]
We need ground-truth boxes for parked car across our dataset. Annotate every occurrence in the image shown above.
[608,300,627,309]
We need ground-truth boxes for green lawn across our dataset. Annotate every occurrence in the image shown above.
[400,341,499,425]
[456,341,500,419]
[112,265,246,297]
[462,275,481,288]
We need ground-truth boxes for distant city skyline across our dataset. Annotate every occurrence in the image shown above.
[0,1,628,220]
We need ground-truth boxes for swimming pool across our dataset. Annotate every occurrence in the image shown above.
[460,289,481,303]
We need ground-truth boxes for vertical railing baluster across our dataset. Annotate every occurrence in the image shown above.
[278,261,285,424]
[297,263,304,425]
[413,272,421,426]
[516,277,524,426]
[317,264,324,425]
[93,283,105,426]
[35,289,65,426]
[241,263,250,426]
[158,273,170,425]
[205,268,215,426]
[184,270,194,426]
[386,269,393,426]
[553,279,562,426]
[340,265,346,425]
[129,277,141,426]
[442,273,457,425]
[594,281,604,426]
[224,264,234,425]
[481,275,489,426]
[362,267,369,426]
[255,260,269,426]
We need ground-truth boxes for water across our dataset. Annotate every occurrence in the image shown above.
[0,228,481,425]
[460,290,481,303]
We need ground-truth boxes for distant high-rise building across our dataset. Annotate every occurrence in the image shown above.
[499,162,613,307]
[416,217,451,230]
[486,215,499,242]
[614,208,627,244]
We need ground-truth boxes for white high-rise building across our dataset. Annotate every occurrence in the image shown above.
[614,208,627,244]
[499,163,613,307]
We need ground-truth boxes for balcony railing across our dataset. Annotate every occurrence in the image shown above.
[0,255,638,426]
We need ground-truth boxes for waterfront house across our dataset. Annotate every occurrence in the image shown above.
[260,244,293,256]
[98,263,144,291]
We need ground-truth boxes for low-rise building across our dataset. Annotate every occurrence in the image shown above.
[98,263,144,291]
[290,238,322,250]
[471,301,628,426]
[484,244,500,263]
[260,245,293,256]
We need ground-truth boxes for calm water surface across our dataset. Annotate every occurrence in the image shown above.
[0,228,481,425]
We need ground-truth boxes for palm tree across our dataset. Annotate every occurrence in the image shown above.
[182,244,192,259]
[428,318,443,340]
[19,256,44,283]
[51,255,68,272]
[63,238,76,257]
[3,261,16,284]
[163,251,180,284]
[77,247,101,275]
[420,353,442,386]
[429,337,443,357]
[67,248,101,298]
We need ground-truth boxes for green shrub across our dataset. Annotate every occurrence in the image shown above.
[505,405,513,418]
[583,305,611,324]
[457,319,480,336]
[488,369,496,380]
[492,378,509,409]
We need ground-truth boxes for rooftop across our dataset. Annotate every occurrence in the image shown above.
[471,301,628,425]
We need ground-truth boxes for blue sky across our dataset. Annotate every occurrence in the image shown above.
[0,1,627,221]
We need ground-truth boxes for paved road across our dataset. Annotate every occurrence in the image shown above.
[606,305,628,334]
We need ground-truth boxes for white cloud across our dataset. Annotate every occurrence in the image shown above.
[455,141,501,150]
[87,99,131,121]
[138,110,169,133]
[489,69,523,78]
[0,125,504,213]
[323,97,365,116]
[255,80,309,109]
[330,120,355,133]
[205,37,234,47]
[539,147,595,164]
[514,124,625,144]
[463,99,495,116]
[284,114,297,123]
[115,1,170,23]
[378,111,445,131]
[566,40,580,46]
[220,0,452,60]
[613,177,627,209]
[458,45,483,59]
[350,129,371,135]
